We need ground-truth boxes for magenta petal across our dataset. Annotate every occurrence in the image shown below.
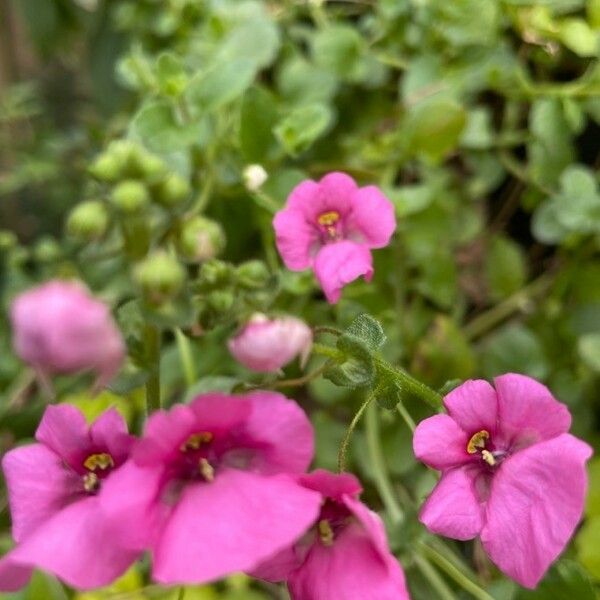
[285,179,322,218]
[0,554,33,592]
[494,373,571,444]
[240,391,315,474]
[35,404,90,468]
[250,544,304,583]
[2,444,78,543]
[152,470,321,585]
[273,208,319,271]
[299,469,362,500]
[288,522,409,600]
[348,185,396,248]
[443,379,498,435]
[90,408,134,464]
[481,433,592,588]
[9,496,140,590]
[420,467,484,540]
[413,414,471,469]
[313,241,373,304]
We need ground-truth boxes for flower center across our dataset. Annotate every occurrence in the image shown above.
[179,431,213,452]
[466,430,496,466]
[318,519,334,546]
[317,211,341,241]
[179,431,216,482]
[82,452,114,493]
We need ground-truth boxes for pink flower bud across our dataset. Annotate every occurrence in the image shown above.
[228,314,313,373]
[10,280,125,389]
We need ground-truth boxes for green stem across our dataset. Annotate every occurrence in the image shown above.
[338,395,372,472]
[419,542,495,600]
[174,328,196,386]
[365,402,404,524]
[144,324,161,414]
[378,360,443,410]
[177,587,186,600]
[311,342,344,360]
[396,400,416,432]
[414,553,458,600]
[272,361,331,389]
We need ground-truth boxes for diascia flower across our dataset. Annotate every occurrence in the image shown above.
[228,314,313,373]
[10,280,125,390]
[254,470,410,600]
[273,172,396,303]
[100,391,322,585]
[413,373,592,588]
[0,405,138,591]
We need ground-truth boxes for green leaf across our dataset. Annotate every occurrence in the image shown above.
[578,332,600,372]
[460,107,495,149]
[186,58,257,113]
[577,517,600,579]
[324,335,374,387]
[516,560,595,599]
[312,25,365,79]
[155,52,187,97]
[344,314,386,351]
[385,184,434,217]
[558,18,599,57]
[239,87,279,162]
[372,380,403,409]
[274,103,333,155]
[277,57,339,106]
[183,376,239,402]
[485,235,527,301]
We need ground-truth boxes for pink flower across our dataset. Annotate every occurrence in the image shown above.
[10,280,125,390]
[0,404,138,591]
[273,172,396,303]
[413,373,592,588]
[254,470,410,600]
[228,314,313,373]
[100,391,322,585]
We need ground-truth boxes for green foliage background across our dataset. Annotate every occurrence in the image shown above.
[0,0,599,598]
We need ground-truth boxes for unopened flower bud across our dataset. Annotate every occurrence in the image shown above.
[138,153,167,183]
[177,216,226,262]
[243,164,268,192]
[154,173,191,207]
[228,314,313,372]
[66,200,109,241]
[207,290,235,313]
[236,260,270,289]
[0,230,18,251]
[33,237,61,263]
[10,280,125,389]
[134,252,186,305]
[89,153,122,183]
[110,180,150,214]
[199,259,232,287]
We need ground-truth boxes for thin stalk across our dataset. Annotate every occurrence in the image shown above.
[338,395,372,472]
[414,553,458,600]
[174,328,196,386]
[177,587,186,600]
[272,361,331,389]
[419,542,495,600]
[144,324,161,414]
[365,402,404,524]
[396,400,416,432]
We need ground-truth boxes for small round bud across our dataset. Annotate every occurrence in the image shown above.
[177,216,226,262]
[236,260,270,289]
[0,230,18,251]
[207,290,235,313]
[199,259,232,287]
[154,173,191,207]
[89,154,122,183]
[134,252,186,305]
[66,200,109,241]
[110,180,150,214]
[138,153,167,183]
[33,237,62,263]
[243,164,268,192]
[107,140,137,163]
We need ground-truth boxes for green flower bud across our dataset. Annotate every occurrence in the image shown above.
[0,230,18,251]
[154,173,191,207]
[110,180,150,214]
[89,153,122,183]
[33,237,62,263]
[236,260,270,289]
[199,259,232,287]
[207,290,235,313]
[177,216,226,262]
[66,200,109,241]
[134,252,186,305]
[137,153,167,183]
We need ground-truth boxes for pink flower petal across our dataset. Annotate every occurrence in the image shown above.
[89,408,134,465]
[299,469,362,500]
[152,469,321,584]
[443,379,498,435]
[285,179,323,219]
[250,543,305,583]
[8,496,140,590]
[413,414,471,470]
[494,373,571,445]
[481,433,592,588]
[35,404,90,468]
[420,467,485,540]
[2,444,78,543]
[0,554,33,592]
[347,185,396,248]
[313,241,373,304]
[273,207,319,271]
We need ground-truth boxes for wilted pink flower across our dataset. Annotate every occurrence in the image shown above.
[0,404,138,591]
[228,314,313,373]
[413,373,592,588]
[100,391,322,585]
[10,280,125,390]
[254,470,410,600]
[273,172,396,303]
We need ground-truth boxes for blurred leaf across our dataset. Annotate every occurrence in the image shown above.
[240,87,279,163]
[577,516,600,580]
[460,107,495,149]
[312,25,365,79]
[485,235,527,301]
[274,103,333,155]
[386,184,434,217]
[277,57,338,105]
[558,18,599,57]
[515,560,595,599]
[325,335,374,388]
[578,333,600,372]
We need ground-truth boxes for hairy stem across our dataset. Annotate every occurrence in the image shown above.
[338,394,372,472]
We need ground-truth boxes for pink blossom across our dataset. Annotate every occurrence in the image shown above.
[10,280,125,390]
[273,172,396,303]
[254,470,410,600]
[100,391,322,585]
[0,404,138,591]
[228,314,313,373]
[413,373,592,588]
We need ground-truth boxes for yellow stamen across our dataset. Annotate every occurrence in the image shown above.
[83,453,114,472]
[317,211,340,227]
[180,432,214,453]
[318,519,334,546]
[466,430,489,454]
[199,458,215,482]
[481,450,496,466]
[83,472,100,492]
